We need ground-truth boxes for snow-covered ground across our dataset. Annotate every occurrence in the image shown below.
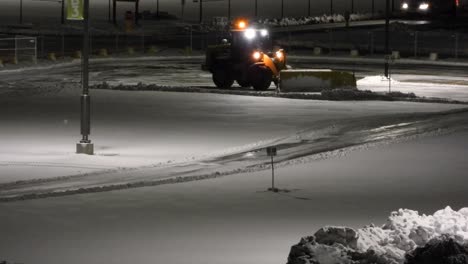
[1,56,468,264]
[1,131,468,264]
[358,75,468,102]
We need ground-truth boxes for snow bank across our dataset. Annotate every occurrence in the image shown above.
[288,206,468,264]
[258,13,375,27]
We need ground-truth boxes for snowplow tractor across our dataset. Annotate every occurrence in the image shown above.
[202,19,287,91]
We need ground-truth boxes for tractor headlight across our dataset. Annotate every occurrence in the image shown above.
[253,51,262,61]
[419,3,429,10]
[260,29,269,37]
[401,2,409,9]
[275,50,284,60]
[244,28,257,40]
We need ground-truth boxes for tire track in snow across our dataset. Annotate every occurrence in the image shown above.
[1,108,468,202]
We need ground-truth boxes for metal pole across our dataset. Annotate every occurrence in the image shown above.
[228,0,231,20]
[351,0,354,13]
[455,33,459,59]
[61,31,65,58]
[20,0,23,24]
[15,36,18,63]
[77,0,93,154]
[61,0,65,24]
[190,26,193,52]
[372,0,375,17]
[384,0,390,77]
[414,31,418,58]
[108,0,111,22]
[271,156,275,190]
[281,0,284,18]
[308,0,311,16]
[199,0,203,23]
[330,0,333,14]
[255,0,258,18]
[157,0,160,17]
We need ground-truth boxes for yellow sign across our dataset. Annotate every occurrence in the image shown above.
[67,0,84,20]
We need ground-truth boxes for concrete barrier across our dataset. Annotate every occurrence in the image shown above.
[98,48,108,57]
[73,51,82,59]
[313,47,322,55]
[127,47,135,55]
[350,49,359,57]
[48,53,57,61]
[146,46,159,54]
[279,69,357,93]
[429,52,438,61]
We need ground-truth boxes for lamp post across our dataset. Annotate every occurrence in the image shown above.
[228,0,231,20]
[384,0,390,78]
[330,0,334,14]
[77,0,94,155]
[308,0,311,16]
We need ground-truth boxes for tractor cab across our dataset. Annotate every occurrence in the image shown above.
[203,19,287,90]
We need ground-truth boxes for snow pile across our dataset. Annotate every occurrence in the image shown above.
[358,75,401,86]
[287,206,468,264]
[258,13,375,27]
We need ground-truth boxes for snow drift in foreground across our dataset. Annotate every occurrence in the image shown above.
[288,206,468,264]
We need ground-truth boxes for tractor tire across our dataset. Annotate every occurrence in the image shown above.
[236,79,251,88]
[212,68,234,89]
[249,65,272,91]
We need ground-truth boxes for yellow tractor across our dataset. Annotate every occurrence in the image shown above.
[202,19,287,91]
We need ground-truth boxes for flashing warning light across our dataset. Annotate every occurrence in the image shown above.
[253,51,262,60]
[238,20,247,29]
[275,50,284,60]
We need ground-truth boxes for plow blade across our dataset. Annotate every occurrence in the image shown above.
[279,69,356,93]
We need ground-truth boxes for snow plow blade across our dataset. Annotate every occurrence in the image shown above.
[279,69,356,93]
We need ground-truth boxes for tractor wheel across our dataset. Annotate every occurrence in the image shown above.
[236,79,251,88]
[212,68,234,89]
[249,66,272,91]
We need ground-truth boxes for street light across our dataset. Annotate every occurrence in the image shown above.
[77,0,94,155]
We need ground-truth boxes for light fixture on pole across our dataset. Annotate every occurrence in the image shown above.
[384,0,390,78]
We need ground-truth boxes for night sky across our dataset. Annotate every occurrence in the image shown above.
[0,0,388,23]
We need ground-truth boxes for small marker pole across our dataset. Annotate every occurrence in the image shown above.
[271,155,275,190]
[266,146,278,192]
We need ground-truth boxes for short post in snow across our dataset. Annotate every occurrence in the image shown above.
[266,146,278,192]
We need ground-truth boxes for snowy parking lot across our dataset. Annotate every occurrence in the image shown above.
[1,56,468,264]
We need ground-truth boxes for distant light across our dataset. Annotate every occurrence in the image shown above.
[402,2,409,9]
[260,29,269,37]
[275,50,284,60]
[419,3,429,10]
[244,28,257,40]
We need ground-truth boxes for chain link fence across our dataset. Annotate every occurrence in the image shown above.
[0,36,37,63]
[276,28,468,59]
